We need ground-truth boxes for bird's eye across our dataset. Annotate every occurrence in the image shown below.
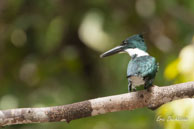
[121,41,127,45]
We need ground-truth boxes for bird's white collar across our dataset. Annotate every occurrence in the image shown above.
[125,48,149,57]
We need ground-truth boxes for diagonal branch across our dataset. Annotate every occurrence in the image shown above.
[0,82,194,126]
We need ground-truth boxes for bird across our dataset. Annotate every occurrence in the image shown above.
[100,34,158,92]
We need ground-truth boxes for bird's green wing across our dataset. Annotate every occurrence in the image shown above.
[127,56,158,78]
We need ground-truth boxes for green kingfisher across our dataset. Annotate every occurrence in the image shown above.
[100,34,158,92]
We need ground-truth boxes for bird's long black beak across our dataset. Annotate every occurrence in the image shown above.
[100,45,125,58]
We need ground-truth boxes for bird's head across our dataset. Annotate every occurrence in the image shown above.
[100,34,147,58]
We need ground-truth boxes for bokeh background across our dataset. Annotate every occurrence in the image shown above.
[0,0,194,129]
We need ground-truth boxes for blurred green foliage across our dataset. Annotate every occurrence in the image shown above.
[0,0,194,129]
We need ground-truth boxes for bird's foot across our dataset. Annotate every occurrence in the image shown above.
[132,88,136,92]
[128,88,136,92]
[144,84,153,92]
